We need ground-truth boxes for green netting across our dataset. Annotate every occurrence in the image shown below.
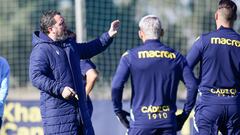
[0,0,75,87]
[85,0,240,98]
[0,0,240,99]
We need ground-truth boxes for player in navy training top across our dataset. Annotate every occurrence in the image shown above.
[112,15,198,135]
[80,59,98,117]
[186,1,240,134]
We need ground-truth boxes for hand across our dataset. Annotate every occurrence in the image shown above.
[62,86,78,100]
[108,20,120,38]
[176,113,189,131]
[116,110,130,129]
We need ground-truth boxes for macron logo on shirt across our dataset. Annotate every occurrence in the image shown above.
[138,50,176,59]
[211,37,240,47]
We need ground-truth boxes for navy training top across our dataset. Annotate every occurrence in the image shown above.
[112,39,197,128]
[187,26,240,104]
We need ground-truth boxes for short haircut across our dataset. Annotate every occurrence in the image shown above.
[218,0,237,22]
[139,15,162,40]
[40,10,61,34]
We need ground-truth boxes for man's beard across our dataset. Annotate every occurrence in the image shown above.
[55,30,69,41]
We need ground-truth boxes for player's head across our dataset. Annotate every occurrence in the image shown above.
[40,10,68,41]
[215,0,237,26]
[138,15,164,42]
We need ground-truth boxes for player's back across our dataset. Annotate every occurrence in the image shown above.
[189,26,240,104]
[127,39,185,128]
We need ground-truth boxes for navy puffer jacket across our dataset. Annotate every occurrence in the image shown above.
[29,31,112,135]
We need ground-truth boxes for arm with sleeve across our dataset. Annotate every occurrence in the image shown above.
[181,58,198,115]
[112,53,131,128]
[111,53,130,113]
[29,46,64,97]
[177,56,198,130]
[80,60,97,95]
[186,36,203,70]
[80,60,96,76]
[0,58,10,117]
[77,33,113,59]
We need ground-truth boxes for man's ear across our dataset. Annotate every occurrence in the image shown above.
[160,28,164,37]
[48,27,54,34]
[215,11,218,21]
[138,30,143,39]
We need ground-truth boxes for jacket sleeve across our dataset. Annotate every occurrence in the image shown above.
[80,59,96,76]
[29,46,64,96]
[186,36,203,70]
[111,52,130,113]
[76,32,113,59]
[180,56,198,115]
[0,58,10,105]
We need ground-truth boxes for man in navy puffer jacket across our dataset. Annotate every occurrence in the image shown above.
[29,10,120,135]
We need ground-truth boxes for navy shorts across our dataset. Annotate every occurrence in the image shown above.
[194,104,240,135]
[127,127,176,135]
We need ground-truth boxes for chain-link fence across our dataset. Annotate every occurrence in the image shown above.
[1,0,240,99]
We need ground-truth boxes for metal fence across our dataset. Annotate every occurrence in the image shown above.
[1,0,240,99]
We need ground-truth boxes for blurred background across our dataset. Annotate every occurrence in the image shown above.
[1,0,240,135]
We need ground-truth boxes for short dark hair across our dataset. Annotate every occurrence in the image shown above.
[218,0,237,22]
[40,10,61,34]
